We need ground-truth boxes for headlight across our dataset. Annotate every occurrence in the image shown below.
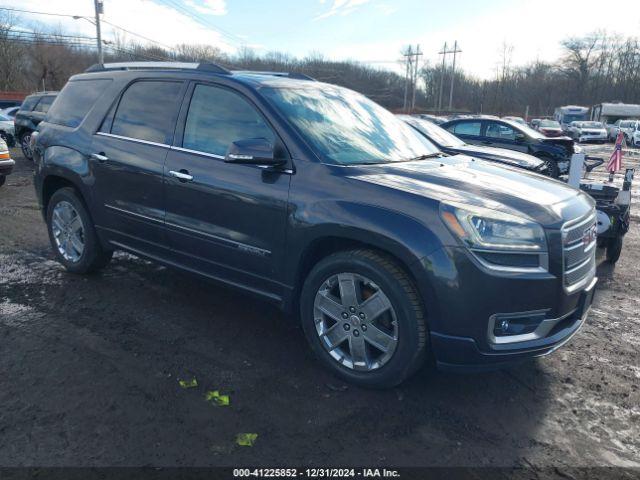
[440,203,547,252]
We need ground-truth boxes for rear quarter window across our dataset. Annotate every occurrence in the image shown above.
[46,79,112,128]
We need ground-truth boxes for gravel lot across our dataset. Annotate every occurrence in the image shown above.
[0,148,639,472]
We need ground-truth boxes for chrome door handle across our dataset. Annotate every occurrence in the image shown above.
[91,153,109,162]
[168,170,193,181]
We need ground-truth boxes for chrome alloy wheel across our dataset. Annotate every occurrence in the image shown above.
[313,273,398,371]
[51,200,85,262]
[21,133,32,159]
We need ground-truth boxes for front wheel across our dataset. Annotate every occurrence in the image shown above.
[538,155,560,178]
[20,132,33,160]
[46,187,113,273]
[300,249,427,388]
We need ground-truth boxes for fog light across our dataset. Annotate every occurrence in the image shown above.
[493,312,546,337]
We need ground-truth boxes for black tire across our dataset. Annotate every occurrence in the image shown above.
[46,187,113,273]
[20,131,33,160]
[606,236,623,264]
[0,175,5,187]
[300,249,427,388]
[537,155,560,178]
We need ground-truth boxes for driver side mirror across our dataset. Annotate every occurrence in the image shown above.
[514,132,526,142]
[224,138,285,166]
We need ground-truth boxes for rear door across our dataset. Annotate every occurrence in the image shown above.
[90,79,186,256]
[163,82,291,297]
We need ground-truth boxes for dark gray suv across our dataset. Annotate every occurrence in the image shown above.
[33,62,598,387]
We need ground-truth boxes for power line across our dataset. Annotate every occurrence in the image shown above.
[155,0,246,47]
[100,18,173,51]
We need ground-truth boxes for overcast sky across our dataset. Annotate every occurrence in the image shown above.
[5,0,640,78]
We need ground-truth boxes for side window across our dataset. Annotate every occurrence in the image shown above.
[33,96,56,114]
[182,84,275,157]
[20,96,40,112]
[453,121,481,136]
[486,122,515,140]
[110,81,183,144]
[46,79,112,128]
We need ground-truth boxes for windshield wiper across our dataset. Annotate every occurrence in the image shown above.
[406,153,444,161]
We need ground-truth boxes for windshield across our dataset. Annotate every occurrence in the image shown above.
[406,117,465,147]
[578,121,604,128]
[539,120,560,128]
[563,113,588,123]
[261,86,439,165]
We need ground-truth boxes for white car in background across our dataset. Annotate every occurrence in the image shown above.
[0,112,15,147]
[566,121,608,143]
[1,106,20,119]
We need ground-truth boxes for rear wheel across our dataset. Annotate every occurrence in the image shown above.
[606,236,623,264]
[300,249,427,388]
[46,187,113,273]
[20,132,33,160]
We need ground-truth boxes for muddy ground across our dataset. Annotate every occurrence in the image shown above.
[0,148,639,472]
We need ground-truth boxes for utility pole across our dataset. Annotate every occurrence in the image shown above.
[411,44,422,112]
[402,45,413,113]
[448,40,461,111]
[437,42,447,113]
[94,0,104,65]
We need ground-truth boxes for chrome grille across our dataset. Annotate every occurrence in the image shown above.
[562,211,597,292]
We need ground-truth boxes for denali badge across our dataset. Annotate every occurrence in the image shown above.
[583,223,597,248]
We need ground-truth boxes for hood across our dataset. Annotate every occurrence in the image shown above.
[539,127,563,137]
[538,136,574,155]
[348,155,594,227]
[449,144,544,170]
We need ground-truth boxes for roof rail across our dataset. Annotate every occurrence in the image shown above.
[85,62,231,74]
[232,70,316,81]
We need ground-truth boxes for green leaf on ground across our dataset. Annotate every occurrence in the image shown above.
[205,390,230,406]
[178,377,198,389]
[236,433,258,447]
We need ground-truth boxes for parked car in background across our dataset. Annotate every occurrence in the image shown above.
[0,100,21,110]
[398,114,548,174]
[613,119,640,144]
[0,112,16,147]
[14,91,58,160]
[442,117,575,177]
[566,121,608,143]
[1,106,20,119]
[416,113,447,125]
[0,137,14,187]
[626,123,640,147]
[529,118,541,129]
[502,116,526,126]
[32,62,599,387]
[536,119,563,137]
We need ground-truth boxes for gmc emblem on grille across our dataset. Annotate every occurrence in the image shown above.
[583,223,597,248]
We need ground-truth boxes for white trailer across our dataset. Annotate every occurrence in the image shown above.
[591,103,640,124]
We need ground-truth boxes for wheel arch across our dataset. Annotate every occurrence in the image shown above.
[288,233,438,326]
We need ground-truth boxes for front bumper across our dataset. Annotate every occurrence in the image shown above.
[578,134,607,143]
[412,243,597,372]
[432,276,596,371]
[0,158,15,176]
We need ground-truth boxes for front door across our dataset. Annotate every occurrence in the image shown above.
[484,121,529,153]
[91,79,185,256]
[163,83,291,297]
